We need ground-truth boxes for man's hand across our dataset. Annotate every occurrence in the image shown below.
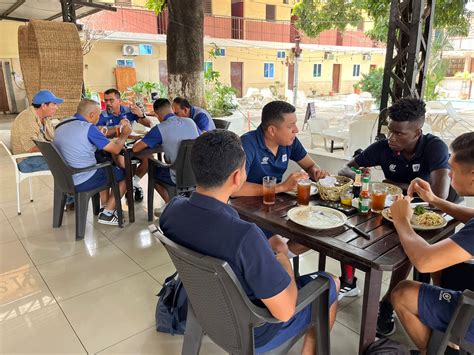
[120,123,132,137]
[407,178,437,204]
[307,165,329,181]
[119,118,130,127]
[280,171,309,192]
[390,195,413,223]
[130,104,144,118]
[99,127,108,136]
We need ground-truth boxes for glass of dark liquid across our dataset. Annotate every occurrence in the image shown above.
[262,176,276,205]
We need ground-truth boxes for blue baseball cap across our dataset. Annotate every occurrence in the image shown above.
[32,90,64,105]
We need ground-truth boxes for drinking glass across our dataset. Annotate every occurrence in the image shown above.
[262,176,276,205]
[297,179,311,205]
[340,189,354,206]
[371,183,388,213]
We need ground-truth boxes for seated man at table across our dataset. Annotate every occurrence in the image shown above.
[172,97,216,133]
[160,130,339,353]
[390,131,474,354]
[11,89,62,172]
[337,98,451,336]
[54,99,131,225]
[133,98,199,205]
[234,100,328,255]
[98,88,152,202]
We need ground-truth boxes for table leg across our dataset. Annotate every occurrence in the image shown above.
[124,150,135,223]
[318,253,326,271]
[330,140,335,153]
[359,268,383,354]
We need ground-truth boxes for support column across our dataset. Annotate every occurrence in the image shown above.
[61,0,77,24]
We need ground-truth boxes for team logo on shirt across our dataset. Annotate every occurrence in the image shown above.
[412,164,421,172]
[439,291,452,303]
[389,164,397,172]
[282,154,288,163]
[261,157,269,165]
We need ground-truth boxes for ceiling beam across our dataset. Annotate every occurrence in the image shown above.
[1,0,25,16]
[0,14,29,22]
[46,4,83,21]
[75,1,117,12]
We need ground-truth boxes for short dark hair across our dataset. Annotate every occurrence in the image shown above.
[173,97,192,109]
[451,132,474,167]
[388,98,426,122]
[32,102,51,109]
[104,88,121,98]
[191,130,245,189]
[261,100,296,130]
[153,98,171,111]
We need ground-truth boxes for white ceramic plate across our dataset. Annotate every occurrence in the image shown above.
[287,206,347,230]
[381,208,448,230]
[285,183,319,197]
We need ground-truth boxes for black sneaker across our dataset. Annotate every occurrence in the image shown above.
[376,301,396,336]
[338,276,361,300]
[134,185,144,202]
[98,210,121,226]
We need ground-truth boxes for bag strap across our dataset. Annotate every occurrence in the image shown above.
[55,118,80,130]
[164,271,178,285]
[170,279,183,311]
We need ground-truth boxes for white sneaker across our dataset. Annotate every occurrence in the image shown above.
[338,277,361,300]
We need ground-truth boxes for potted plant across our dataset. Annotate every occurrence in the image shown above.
[353,82,362,94]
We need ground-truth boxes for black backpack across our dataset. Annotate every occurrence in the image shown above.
[155,271,188,335]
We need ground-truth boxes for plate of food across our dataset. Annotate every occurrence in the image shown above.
[287,205,347,230]
[285,182,319,197]
[378,182,403,196]
[382,206,447,230]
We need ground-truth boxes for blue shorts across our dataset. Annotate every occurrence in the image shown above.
[155,166,175,186]
[18,156,49,173]
[75,166,125,192]
[419,283,474,343]
[255,271,338,352]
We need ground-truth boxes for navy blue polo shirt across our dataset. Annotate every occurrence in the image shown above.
[355,134,449,183]
[241,125,307,184]
[190,106,215,132]
[159,192,291,347]
[98,105,141,127]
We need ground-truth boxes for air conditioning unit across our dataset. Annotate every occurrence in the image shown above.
[363,53,372,61]
[122,44,139,56]
[324,52,334,60]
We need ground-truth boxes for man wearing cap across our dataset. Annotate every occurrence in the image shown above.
[11,90,63,172]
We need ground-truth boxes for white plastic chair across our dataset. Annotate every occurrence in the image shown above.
[444,102,473,137]
[0,130,51,215]
[346,115,378,157]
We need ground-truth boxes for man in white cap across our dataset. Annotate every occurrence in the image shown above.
[11,90,63,172]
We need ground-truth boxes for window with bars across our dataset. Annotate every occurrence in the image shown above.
[352,64,361,77]
[446,58,465,77]
[277,50,286,59]
[203,0,212,15]
[266,4,276,21]
[313,64,322,77]
[264,63,274,79]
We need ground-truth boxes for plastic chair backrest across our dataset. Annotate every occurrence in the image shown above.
[213,119,231,130]
[173,139,196,190]
[347,118,377,156]
[33,140,76,192]
[308,119,329,134]
[154,229,261,354]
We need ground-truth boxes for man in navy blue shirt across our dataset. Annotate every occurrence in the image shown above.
[235,101,328,255]
[159,130,338,353]
[172,97,216,133]
[54,99,131,226]
[98,88,152,202]
[390,132,474,354]
[133,98,199,205]
[338,99,451,336]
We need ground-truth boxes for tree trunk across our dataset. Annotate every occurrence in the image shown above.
[167,0,205,107]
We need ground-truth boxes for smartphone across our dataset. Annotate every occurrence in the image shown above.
[317,200,358,216]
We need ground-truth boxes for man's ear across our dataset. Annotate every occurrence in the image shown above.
[267,125,276,137]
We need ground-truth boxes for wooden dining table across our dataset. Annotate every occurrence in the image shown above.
[229,193,459,354]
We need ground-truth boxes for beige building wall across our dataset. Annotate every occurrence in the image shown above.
[244,0,292,21]
[213,0,232,16]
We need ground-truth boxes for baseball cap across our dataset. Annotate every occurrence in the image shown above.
[32,90,64,105]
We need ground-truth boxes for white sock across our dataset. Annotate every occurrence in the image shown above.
[133,175,141,188]
[103,209,113,216]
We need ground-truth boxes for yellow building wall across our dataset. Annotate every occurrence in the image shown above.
[213,0,231,16]
[0,21,24,59]
[83,41,166,93]
[244,0,292,21]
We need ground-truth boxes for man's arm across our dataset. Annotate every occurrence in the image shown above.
[391,197,472,273]
[261,252,297,322]
[137,117,152,128]
[132,140,148,153]
[102,124,132,155]
[338,158,359,178]
[408,178,474,223]
[232,171,309,197]
[296,154,329,181]
[428,168,450,200]
[27,146,41,153]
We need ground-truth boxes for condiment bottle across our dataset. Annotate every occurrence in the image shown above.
[358,176,370,214]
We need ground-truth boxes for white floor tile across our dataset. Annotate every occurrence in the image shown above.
[0,240,34,275]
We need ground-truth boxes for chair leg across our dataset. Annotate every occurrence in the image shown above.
[314,288,330,355]
[293,256,300,278]
[16,178,21,215]
[53,188,67,228]
[112,184,123,228]
[148,165,155,222]
[75,192,89,241]
[28,177,33,202]
[182,304,204,355]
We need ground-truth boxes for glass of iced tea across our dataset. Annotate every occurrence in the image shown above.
[115,125,121,137]
[371,183,388,213]
[297,179,311,205]
[262,176,276,205]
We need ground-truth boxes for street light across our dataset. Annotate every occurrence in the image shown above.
[292,35,302,107]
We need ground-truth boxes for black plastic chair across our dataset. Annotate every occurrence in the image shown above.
[427,289,474,355]
[33,140,123,240]
[150,225,331,355]
[147,139,196,221]
[212,118,231,130]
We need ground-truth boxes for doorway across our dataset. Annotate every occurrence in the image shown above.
[287,63,294,90]
[230,62,243,98]
[332,64,341,93]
